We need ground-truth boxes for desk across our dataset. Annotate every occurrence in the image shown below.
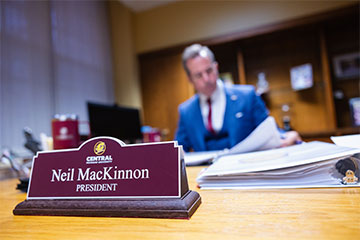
[300,127,360,143]
[1,166,359,239]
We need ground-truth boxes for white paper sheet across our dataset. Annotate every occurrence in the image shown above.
[184,116,282,166]
[331,134,360,149]
[183,151,220,166]
[227,116,281,154]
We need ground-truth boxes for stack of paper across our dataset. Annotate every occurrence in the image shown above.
[196,141,360,189]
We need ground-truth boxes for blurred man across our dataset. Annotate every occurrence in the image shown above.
[175,44,300,152]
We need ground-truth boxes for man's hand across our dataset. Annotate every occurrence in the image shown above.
[280,131,302,147]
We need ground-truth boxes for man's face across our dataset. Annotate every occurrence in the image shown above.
[186,55,218,97]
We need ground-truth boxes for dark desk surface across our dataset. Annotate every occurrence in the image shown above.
[300,127,360,142]
[1,166,360,239]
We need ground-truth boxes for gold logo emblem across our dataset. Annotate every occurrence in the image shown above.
[94,141,106,155]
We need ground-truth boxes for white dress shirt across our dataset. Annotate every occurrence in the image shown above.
[198,80,226,133]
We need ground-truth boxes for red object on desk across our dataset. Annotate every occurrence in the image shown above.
[143,129,161,142]
[52,114,80,150]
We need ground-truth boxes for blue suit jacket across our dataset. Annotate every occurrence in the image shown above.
[175,85,268,152]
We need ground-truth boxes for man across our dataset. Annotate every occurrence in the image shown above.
[175,44,300,152]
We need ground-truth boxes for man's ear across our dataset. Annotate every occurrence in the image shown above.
[187,74,194,84]
[214,61,219,71]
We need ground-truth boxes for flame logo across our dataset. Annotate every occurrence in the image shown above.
[94,141,106,155]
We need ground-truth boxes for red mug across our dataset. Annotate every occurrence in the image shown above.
[52,114,82,150]
[143,128,161,143]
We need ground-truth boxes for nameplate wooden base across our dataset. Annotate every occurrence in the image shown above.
[13,190,201,219]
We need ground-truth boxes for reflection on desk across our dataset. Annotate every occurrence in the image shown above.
[1,166,360,240]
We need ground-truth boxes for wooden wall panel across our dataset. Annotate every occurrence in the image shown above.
[242,27,333,132]
[324,12,360,128]
[139,52,194,140]
[267,87,330,132]
[137,5,359,143]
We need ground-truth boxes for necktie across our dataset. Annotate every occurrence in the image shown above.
[207,98,215,135]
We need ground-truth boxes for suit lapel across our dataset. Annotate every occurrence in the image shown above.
[223,87,241,147]
[190,95,207,150]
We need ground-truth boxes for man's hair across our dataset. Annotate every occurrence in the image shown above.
[182,44,216,76]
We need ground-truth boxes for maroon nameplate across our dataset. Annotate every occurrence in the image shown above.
[27,137,181,199]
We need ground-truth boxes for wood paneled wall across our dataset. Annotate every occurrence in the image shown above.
[241,27,335,132]
[138,5,359,142]
[139,51,194,140]
[325,12,360,128]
